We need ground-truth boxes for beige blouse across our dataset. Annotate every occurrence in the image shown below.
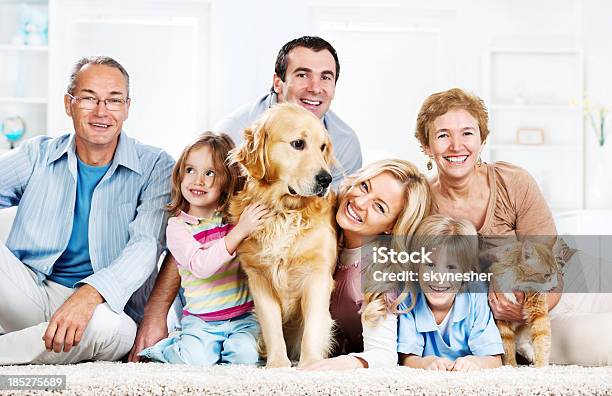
[433,161,557,248]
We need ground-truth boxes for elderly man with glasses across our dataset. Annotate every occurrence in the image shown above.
[0,56,174,364]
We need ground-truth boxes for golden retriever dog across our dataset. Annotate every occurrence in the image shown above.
[228,103,337,368]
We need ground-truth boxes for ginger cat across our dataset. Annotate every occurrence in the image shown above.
[489,238,559,367]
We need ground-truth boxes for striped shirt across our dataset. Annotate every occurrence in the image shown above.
[166,211,253,321]
[0,132,174,322]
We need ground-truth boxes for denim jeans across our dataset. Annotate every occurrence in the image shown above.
[139,312,259,365]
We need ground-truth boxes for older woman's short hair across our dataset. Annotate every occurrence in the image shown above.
[415,88,490,148]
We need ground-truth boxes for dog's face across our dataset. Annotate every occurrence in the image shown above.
[232,103,334,197]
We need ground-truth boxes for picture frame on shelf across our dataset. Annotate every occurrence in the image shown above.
[516,128,544,145]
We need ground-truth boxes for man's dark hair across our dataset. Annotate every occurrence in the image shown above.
[67,56,130,97]
[273,36,340,89]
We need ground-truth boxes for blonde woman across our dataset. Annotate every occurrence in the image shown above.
[302,159,431,370]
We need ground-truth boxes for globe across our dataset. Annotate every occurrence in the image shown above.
[1,116,26,149]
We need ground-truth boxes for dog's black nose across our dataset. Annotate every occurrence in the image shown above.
[316,171,332,189]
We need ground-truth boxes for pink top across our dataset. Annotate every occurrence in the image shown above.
[330,247,364,354]
[166,211,253,321]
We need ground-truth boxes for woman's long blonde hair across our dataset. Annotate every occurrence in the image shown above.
[338,159,431,326]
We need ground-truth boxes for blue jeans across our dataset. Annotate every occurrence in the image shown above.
[139,312,259,365]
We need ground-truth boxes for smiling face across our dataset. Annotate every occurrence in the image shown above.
[64,64,130,163]
[273,46,336,119]
[336,171,406,247]
[419,246,462,310]
[425,109,485,181]
[180,145,223,218]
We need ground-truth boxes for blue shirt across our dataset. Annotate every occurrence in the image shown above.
[213,93,362,190]
[48,158,110,288]
[397,292,504,360]
[0,132,174,322]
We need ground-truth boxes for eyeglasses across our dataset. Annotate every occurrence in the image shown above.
[66,93,128,111]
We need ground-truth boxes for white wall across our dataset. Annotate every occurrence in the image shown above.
[3,0,612,208]
[42,0,612,154]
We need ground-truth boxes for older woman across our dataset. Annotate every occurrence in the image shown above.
[302,159,430,370]
[414,87,612,366]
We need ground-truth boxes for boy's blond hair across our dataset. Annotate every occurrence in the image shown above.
[410,214,479,276]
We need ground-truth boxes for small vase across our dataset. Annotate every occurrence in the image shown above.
[585,137,612,209]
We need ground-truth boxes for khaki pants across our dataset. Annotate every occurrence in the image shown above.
[549,293,612,366]
[0,241,136,365]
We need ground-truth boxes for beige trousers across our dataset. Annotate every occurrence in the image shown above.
[0,241,136,365]
[549,293,612,366]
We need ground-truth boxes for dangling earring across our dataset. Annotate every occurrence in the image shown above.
[426,158,433,171]
[477,156,482,167]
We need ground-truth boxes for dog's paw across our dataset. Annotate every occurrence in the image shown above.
[265,357,292,368]
[502,355,518,367]
[297,359,316,368]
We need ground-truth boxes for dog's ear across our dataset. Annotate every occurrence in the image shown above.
[231,124,266,180]
[323,136,338,169]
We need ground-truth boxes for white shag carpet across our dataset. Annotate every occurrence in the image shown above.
[1,362,611,395]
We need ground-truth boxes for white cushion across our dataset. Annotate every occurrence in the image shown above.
[0,207,17,242]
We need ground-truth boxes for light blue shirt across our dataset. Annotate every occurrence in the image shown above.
[48,158,110,288]
[0,132,174,322]
[214,93,362,190]
[397,292,504,360]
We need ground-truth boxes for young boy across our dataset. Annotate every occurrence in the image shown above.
[398,215,504,371]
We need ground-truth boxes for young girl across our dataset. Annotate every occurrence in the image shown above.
[398,215,503,371]
[139,132,268,365]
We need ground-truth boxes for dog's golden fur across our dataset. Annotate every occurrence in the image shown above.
[228,103,338,368]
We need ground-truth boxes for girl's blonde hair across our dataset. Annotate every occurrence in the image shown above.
[340,159,431,326]
[410,214,479,275]
[166,132,243,217]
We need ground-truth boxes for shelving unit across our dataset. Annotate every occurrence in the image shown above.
[0,97,48,104]
[0,0,49,152]
[483,47,584,212]
[489,144,579,152]
[0,44,48,52]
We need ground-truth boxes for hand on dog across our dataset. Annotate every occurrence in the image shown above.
[225,203,270,254]
[236,203,270,236]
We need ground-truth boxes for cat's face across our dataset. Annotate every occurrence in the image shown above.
[491,239,559,292]
[515,241,559,291]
